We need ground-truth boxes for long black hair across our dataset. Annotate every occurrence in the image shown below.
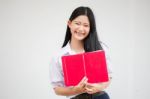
[62,6,103,52]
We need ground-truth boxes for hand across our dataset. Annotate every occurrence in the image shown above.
[85,83,101,94]
[85,81,110,94]
[73,76,88,94]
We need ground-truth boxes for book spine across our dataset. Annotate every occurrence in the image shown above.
[82,54,86,77]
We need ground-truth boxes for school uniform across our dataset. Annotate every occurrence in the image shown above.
[49,42,112,99]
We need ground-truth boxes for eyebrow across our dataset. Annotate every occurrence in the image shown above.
[73,21,89,25]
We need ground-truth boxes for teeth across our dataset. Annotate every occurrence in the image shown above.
[76,32,84,35]
[77,33,83,36]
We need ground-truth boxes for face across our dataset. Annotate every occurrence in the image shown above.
[68,15,90,41]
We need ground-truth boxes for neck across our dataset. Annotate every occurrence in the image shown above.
[70,39,84,53]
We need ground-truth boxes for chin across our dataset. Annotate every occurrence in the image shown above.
[75,37,86,41]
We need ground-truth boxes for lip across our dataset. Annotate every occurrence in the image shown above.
[75,31,85,36]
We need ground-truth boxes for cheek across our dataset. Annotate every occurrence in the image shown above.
[70,25,78,31]
[69,26,75,33]
[86,28,90,34]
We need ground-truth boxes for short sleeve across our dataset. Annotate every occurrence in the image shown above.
[49,56,64,88]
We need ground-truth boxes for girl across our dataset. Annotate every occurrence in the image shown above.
[50,6,112,99]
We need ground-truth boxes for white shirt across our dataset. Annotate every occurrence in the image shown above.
[49,42,112,98]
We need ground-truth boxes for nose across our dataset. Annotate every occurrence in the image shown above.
[78,25,84,33]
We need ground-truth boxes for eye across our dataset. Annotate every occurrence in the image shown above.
[75,22,80,25]
[84,24,89,27]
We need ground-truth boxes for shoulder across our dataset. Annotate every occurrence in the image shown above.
[100,41,111,60]
[100,41,110,52]
[50,46,69,62]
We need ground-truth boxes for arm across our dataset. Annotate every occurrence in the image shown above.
[54,77,88,96]
[85,77,112,94]
[54,86,82,96]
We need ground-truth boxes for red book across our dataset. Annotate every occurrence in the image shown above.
[61,50,109,86]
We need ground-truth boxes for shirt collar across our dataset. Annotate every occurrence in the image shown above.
[63,42,86,55]
[63,42,76,55]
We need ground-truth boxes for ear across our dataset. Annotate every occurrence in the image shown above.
[67,20,71,28]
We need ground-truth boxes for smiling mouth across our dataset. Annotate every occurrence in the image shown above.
[75,31,85,36]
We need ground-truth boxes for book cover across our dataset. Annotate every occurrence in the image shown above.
[61,50,109,86]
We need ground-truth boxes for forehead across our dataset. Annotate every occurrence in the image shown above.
[73,15,90,24]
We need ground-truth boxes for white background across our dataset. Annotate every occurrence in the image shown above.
[0,0,150,99]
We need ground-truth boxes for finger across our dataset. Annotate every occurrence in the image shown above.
[79,77,86,84]
[85,87,93,91]
[82,77,88,87]
[87,91,93,94]
[79,76,87,85]
[86,82,93,86]
[86,88,94,94]
[86,83,93,88]
[86,87,96,94]
[84,77,88,84]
